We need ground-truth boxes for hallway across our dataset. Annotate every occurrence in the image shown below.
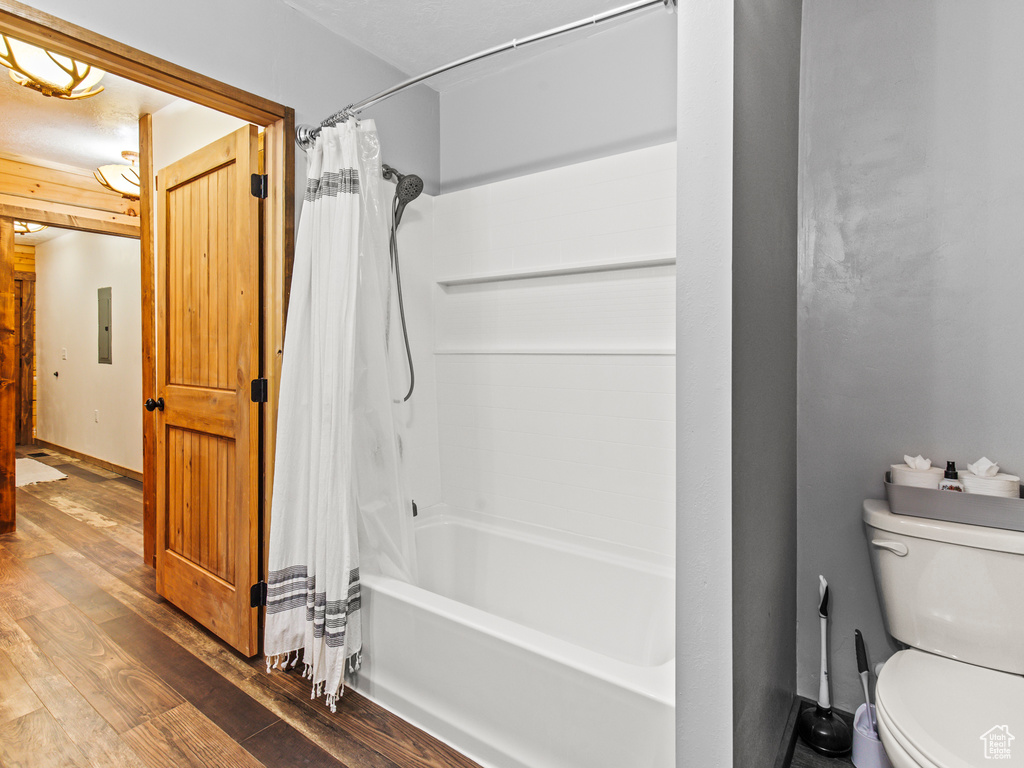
[0,447,478,768]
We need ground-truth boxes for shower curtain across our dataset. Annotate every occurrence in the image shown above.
[264,120,416,711]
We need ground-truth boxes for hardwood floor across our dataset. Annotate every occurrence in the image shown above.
[3,447,481,768]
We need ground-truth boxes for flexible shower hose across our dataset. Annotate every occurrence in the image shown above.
[390,195,415,403]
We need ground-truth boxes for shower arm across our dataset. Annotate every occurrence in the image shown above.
[295,0,677,148]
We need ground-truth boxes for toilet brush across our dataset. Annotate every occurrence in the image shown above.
[855,629,876,735]
[798,575,852,757]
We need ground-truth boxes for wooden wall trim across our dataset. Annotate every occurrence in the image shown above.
[0,0,286,125]
[0,196,140,238]
[33,439,143,482]
[14,276,33,444]
[139,114,156,568]
[0,155,138,217]
[0,217,15,534]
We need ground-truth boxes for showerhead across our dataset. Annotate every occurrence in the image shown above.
[396,173,423,201]
[383,164,423,226]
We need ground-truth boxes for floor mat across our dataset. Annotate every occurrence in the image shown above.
[15,458,68,487]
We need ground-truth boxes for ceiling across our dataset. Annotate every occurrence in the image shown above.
[0,65,176,171]
[280,0,657,89]
[15,224,70,247]
[1,1,654,175]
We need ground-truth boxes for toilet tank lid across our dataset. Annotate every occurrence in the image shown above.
[863,499,1024,555]
[876,650,1024,766]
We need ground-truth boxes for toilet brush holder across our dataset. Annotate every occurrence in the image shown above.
[852,704,892,768]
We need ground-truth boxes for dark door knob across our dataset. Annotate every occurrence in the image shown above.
[144,397,165,412]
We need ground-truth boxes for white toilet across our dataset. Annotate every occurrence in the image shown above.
[863,499,1024,768]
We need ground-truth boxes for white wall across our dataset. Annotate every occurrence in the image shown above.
[431,144,676,557]
[675,1,734,765]
[440,11,677,192]
[799,0,1024,713]
[152,100,248,172]
[35,230,143,471]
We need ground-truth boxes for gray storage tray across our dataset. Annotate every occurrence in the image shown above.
[885,472,1024,532]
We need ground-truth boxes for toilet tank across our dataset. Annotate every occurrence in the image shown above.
[863,499,1024,674]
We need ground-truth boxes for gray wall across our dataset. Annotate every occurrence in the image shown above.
[27,0,441,194]
[439,11,676,191]
[798,0,1024,711]
[732,0,802,764]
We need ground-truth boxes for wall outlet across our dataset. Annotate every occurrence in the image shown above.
[61,348,67,360]
[94,410,99,423]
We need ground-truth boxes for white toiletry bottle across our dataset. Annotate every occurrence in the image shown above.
[938,461,965,492]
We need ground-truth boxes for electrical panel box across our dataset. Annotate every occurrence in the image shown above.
[98,287,112,364]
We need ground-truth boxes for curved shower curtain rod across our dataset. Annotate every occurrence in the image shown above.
[295,0,677,149]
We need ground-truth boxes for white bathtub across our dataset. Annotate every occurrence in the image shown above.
[354,506,675,768]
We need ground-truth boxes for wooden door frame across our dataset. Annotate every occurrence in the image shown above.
[13,271,34,445]
[0,0,294,573]
[0,217,13,527]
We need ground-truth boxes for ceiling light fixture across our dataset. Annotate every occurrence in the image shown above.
[0,33,105,100]
[13,221,48,235]
[95,151,140,200]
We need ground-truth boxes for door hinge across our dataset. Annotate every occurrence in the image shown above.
[250,581,268,608]
[250,173,268,199]
[251,378,268,403]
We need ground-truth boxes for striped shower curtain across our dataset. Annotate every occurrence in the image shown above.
[263,120,415,711]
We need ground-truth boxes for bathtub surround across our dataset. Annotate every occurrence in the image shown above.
[798,0,1024,713]
[383,194,444,512]
[337,138,677,767]
[432,143,676,556]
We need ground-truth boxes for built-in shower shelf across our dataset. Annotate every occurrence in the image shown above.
[436,254,676,287]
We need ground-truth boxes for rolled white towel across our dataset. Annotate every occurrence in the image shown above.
[962,457,1020,498]
[962,472,1021,498]
[891,459,943,489]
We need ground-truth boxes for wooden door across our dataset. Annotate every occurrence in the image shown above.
[13,274,34,445]
[155,125,261,656]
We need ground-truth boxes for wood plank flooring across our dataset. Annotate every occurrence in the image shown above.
[3,447,482,768]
